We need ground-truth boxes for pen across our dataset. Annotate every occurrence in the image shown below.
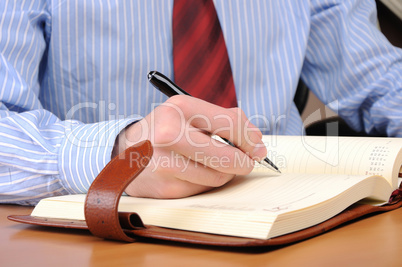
[148,70,281,173]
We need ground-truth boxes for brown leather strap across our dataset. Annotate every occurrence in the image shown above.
[84,140,153,242]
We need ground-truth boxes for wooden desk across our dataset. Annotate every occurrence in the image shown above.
[1,205,401,267]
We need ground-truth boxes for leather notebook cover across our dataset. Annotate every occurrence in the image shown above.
[8,140,402,247]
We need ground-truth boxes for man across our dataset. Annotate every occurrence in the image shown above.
[1,0,401,205]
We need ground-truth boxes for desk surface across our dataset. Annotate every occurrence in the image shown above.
[1,205,401,267]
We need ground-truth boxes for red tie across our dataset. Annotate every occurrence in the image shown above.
[173,0,237,108]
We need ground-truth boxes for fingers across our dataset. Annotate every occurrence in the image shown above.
[162,96,267,161]
[170,125,255,175]
[174,160,234,187]
[150,150,235,188]
[121,95,267,199]
[125,149,235,199]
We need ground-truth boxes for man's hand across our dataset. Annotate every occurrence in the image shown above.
[113,95,267,199]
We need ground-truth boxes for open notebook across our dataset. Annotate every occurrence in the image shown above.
[25,136,402,241]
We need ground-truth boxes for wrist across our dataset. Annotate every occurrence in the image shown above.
[111,121,139,158]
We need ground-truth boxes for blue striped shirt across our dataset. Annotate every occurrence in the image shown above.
[1,0,401,205]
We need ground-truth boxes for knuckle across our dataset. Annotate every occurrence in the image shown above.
[154,125,179,145]
[230,107,246,122]
[234,107,246,117]
[227,110,239,124]
[166,95,191,110]
[217,111,239,134]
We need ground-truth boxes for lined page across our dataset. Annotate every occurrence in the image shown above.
[32,172,392,239]
[259,136,402,187]
[119,172,390,215]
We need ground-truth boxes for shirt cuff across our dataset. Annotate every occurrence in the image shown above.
[58,118,139,194]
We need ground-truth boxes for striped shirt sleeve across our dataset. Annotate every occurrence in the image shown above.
[0,110,136,205]
[0,0,138,205]
[303,0,402,136]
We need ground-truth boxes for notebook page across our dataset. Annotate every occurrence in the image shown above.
[32,172,392,239]
[116,172,390,238]
[260,136,402,187]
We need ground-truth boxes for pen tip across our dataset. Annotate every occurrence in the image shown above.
[261,158,281,173]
